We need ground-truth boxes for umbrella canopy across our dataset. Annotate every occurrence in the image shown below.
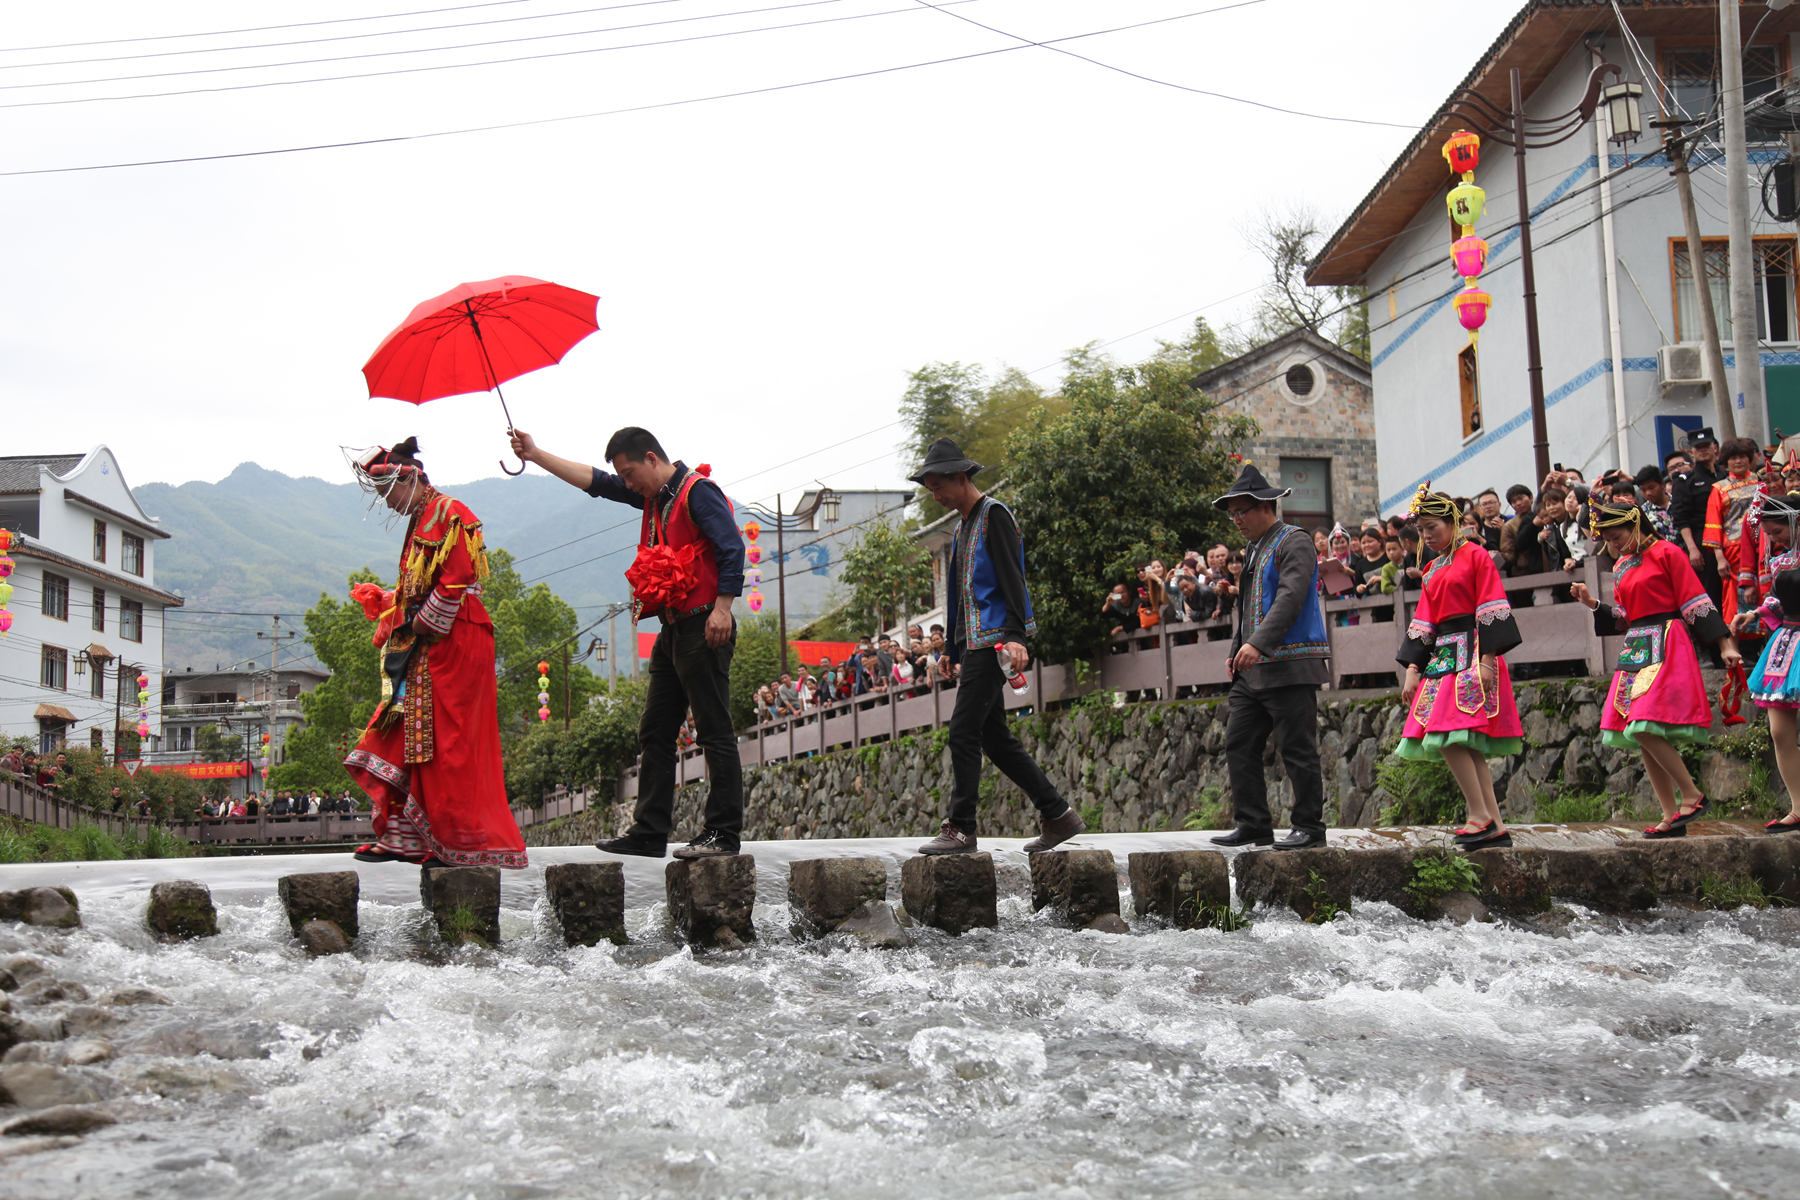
[362,276,600,404]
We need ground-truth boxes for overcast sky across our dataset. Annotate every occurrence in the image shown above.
[2,0,1517,511]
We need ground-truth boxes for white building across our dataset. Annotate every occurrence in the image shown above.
[1306,0,1800,515]
[0,448,181,756]
[160,664,331,763]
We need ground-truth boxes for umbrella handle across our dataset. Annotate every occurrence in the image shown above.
[500,455,526,476]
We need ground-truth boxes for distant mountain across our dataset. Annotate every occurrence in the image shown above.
[136,463,634,671]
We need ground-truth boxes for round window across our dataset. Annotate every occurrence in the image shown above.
[1284,363,1317,400]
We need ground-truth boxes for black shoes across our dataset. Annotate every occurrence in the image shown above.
[672,829,740,859]
[1642,823,1687,840]
[1273,831,1327,851]
[595,833,668,857]
[1022,808,1087,854]
[1211,827,1274,848]
[1668,797,1710,827]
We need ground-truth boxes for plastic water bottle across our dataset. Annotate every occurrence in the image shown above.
[997,647,1030,695]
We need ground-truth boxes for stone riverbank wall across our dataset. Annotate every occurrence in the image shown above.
[524,677,1782,847]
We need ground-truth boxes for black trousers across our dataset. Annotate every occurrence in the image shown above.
[1224,679,1325,837]
[631,614,743,842]
[945,644,1067,833]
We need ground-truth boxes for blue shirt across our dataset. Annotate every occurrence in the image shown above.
[585,461,745,597]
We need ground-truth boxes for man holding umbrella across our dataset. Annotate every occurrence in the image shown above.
[511,427,746,859]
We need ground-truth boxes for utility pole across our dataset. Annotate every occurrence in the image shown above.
[1662,120,1739,438]
[562,644,572,731]
[607,612,618,688]
[257,615,298,680]
[775,492,790,673]
[1722,0,1767,441]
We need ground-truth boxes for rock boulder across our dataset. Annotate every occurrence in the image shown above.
[1029,849,1120,928]
[1126,850,1229,928]
[665,856,757,949]
[544,862,627,947]
[277,871,359,940]
[419,867,502,948]
[900,854,997,936]
[145,881,218,940]
[788,857,888,936]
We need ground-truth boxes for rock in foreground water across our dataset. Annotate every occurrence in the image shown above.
[145,881,218,940]
[1127,850,1229,927]
[1,1105,116,1137]
[1030,849,1120,927]
[834,901,913,949]
[297,920,351,957]
[901,854,997,936]
[419,867,502,948]
[277,871,359,940]
[788,857,887,935]
[666,856,757,949]
[544,862,627,947]
[0,1063,112,1109]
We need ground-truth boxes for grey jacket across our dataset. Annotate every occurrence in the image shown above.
[1230,521,1330,691]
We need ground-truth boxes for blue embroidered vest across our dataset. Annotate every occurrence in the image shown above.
[1245,524,1329,660]
[949,496,1036,652]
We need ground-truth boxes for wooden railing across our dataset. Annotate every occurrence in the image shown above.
[618,560,1624,799]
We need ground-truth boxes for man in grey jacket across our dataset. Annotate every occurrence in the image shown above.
[1209,464,1331,850]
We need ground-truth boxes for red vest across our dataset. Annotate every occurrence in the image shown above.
[633,469,722,614]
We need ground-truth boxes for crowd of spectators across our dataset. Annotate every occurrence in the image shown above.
[198,789,362,820]
[751,625,966,727]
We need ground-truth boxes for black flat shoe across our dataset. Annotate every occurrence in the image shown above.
[1765,816,1800,834]
[1643,824,1688,839]
[1211,828,1274,848]
[1273,831,1327,851]
[595,834,668,858]
[353,844,419,864]
[1460,829,1512,850]
[1669,797,1710,827]
[1453,820,1496,844]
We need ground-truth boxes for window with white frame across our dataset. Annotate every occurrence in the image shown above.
[121,599,143,642]
[41,572,68,621]
[40,645,67,690]
[121,532,144,576]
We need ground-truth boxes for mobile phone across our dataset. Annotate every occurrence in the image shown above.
[1553,462,1564,472]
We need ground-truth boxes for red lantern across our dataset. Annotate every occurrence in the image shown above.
[1442,129,1481,175]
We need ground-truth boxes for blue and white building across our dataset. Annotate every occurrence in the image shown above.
[1308,0,1800,515]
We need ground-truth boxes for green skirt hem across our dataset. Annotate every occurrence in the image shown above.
[1601,720,1711,752]
[1395,731,1524,762]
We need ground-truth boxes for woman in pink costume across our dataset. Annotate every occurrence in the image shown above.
[1732,491,1800,832]
[1395,488,1523,849]
[1571,498,1741,839]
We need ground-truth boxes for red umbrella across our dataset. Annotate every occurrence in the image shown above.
[362,276,600,475]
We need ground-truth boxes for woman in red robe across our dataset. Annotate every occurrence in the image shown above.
[1572,499,1741,839]
[343,438,527,868]
[1395,488,1524,850]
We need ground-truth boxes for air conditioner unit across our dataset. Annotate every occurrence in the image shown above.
[1657,343,1710,402]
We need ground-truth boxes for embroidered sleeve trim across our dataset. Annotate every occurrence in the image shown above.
[1406,619,1435,641]
[1680,593,1718,623]
[1610,604,1627,625]
[1475,598,1513,624]
[416,586,462,635]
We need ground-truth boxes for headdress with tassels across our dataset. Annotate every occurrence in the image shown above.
[1591,497,1653,543]
[1406,482,1459,522]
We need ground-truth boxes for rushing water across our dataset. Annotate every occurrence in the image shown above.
[3,832,1800,1199]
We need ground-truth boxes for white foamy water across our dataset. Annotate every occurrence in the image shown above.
[2,833,1799,1199]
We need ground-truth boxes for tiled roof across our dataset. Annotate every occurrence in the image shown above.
[0,454,82,493]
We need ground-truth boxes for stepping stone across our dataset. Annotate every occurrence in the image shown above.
[544,862,628,947]
[1127,850,1229,928]
[1030,849,1122,928]
[665,856,757,950]
[1233,847,1354,922]
[277,871,359,940]
[419,867,501,948]
[145,881,217,940]
[900,853,997,936]
[788,857,887,936]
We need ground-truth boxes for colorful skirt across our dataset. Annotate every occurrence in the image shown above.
[1749,623,1800,709]
[1599,618,1712,750]
[1397,648,1523,762]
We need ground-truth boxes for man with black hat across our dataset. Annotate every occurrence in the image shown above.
[1210,463,1331,850]
[1668,427,1723,610]
[909,438,1084,856]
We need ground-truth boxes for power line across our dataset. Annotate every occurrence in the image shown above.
[0,4,1400,175]
[0,0,545,53]
[3,0,699,69]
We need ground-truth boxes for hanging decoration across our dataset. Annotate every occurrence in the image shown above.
[741,519,765,616]
[1442,129,1491,348]
[537,660,552,722]
[136,672,152,740]
[0,529,12,638]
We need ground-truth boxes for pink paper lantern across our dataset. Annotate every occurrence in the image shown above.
[746,545,763,565]
[746,591,764,613]
[0,556,13,579]
[1451,235,1488,280]
[1454,287,1492,334]
[538,706,552,721]
[0,610,11,635]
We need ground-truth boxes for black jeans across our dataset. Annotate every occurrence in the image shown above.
[945,644,1067,833]
[1224,679,1325,838]
[632,614,743,843]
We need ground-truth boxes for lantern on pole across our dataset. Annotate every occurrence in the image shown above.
[537,660,552,722]
[1443,129,1493,349]
[0,528,12,638]
[741,520,765,616]
[1442,129,1481,175]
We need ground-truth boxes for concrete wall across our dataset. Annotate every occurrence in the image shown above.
[1365,33,1800,515]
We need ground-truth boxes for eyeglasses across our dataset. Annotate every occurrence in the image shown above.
[1225,508,1257,520]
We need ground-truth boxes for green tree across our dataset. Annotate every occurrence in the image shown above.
[900,362,1063,523]
[483,549,604,740]
[1152,315,1237,375]
[560,677,648,794]
[729,611,796,729]
[1005,353,1256,664]
[1243,209,1369,361]
[833,518,933,637]
[270,567,384,795]
[195,723,244,765]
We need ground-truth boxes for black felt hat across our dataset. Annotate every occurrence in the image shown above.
[1213,462,1292,511]
[907,437,983,484]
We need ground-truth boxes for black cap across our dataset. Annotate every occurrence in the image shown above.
[1686,426,1717,448]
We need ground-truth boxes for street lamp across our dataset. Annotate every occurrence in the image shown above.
[1440,63,1643,484]
[739,486,840,671]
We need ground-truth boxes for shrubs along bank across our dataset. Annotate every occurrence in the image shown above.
[524,678,1782,846]
[0,816,194,864]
